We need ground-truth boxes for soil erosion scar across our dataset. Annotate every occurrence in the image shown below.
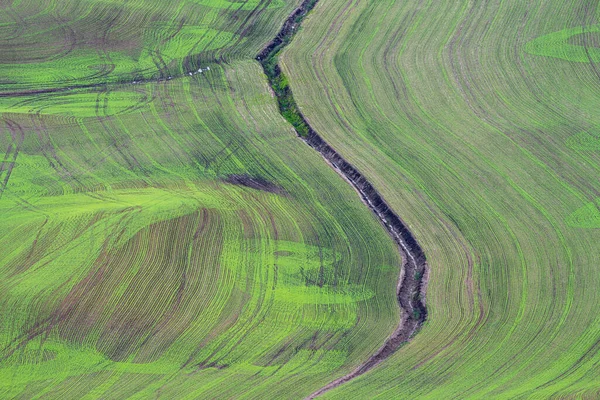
[256,0,429,397]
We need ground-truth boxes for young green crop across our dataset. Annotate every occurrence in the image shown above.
[0,0,405,398]
[283,0,600,397]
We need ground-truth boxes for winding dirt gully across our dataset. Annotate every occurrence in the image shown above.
[257,0,429,398]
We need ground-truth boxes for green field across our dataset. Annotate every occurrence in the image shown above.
[282,0,600,397]
[0,0,405,398]
[3,0,600,398]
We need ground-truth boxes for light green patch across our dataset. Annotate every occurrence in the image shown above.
[0,337,179,397]
[1,185,233,224]
[567,200,600,228]
[220,239,338,283]
[299,304,357,329]
[566,131,600,150]
[525,24,600,62]
[0,89,152,117]
[274,240,335,274]
[1,49,147,89]
[274,285,374,305]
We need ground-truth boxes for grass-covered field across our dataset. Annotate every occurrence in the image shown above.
[283,0,600,397]
[0,0,407,398]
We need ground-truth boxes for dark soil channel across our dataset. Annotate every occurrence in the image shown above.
[224,173,285,194]
[256,1,428,397]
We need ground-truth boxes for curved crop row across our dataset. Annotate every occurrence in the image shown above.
[283,0,600,397]
[0,0,411,398]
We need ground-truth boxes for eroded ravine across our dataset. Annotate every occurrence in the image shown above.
[256,0,429,397]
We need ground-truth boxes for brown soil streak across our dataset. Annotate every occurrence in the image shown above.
[257,0,429,397]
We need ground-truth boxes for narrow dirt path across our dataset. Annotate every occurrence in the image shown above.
[256,1,429,397]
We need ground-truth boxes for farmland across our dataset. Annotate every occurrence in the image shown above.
[0,0,407,398]
[283,0,600,397]
[3,0,600,398]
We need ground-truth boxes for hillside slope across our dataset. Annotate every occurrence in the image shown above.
[0,1,407,398]
[283,0,600,397]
